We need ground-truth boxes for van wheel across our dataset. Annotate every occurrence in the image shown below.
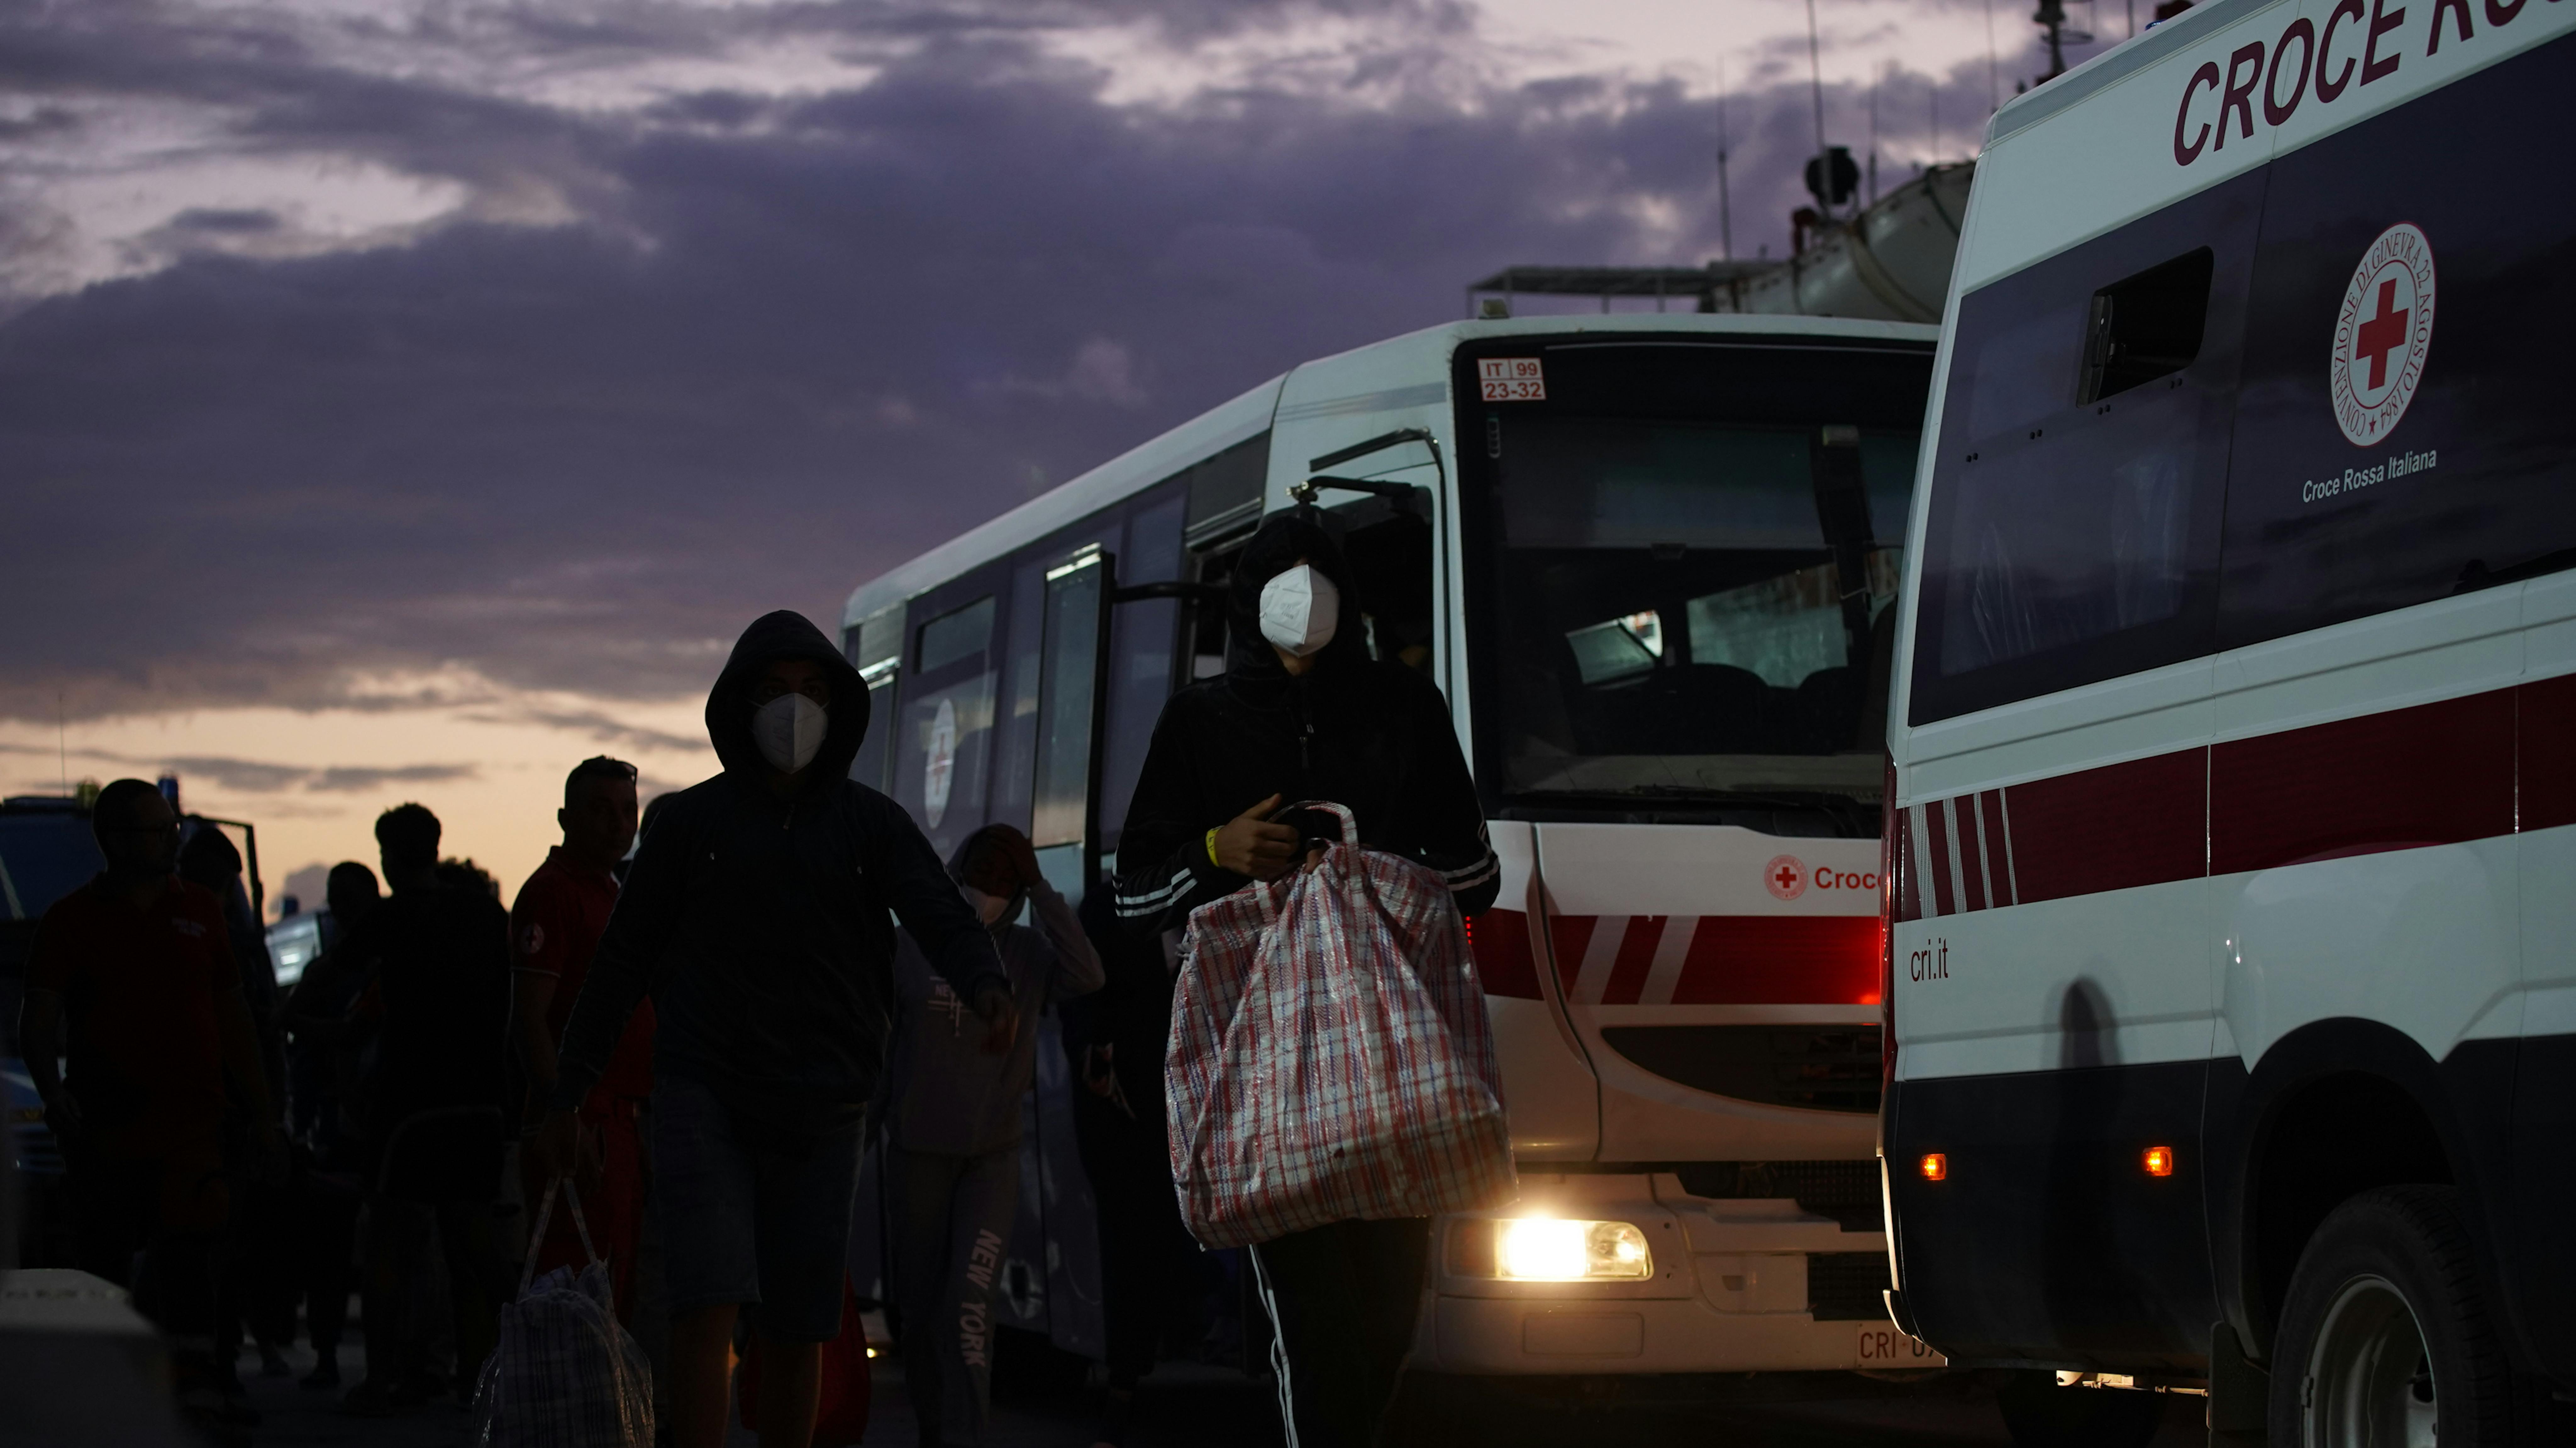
[2268,1185,2528,1448]
[1995,1372,2164,1448]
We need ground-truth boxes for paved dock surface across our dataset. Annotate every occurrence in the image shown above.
[226,1338,2210,1447]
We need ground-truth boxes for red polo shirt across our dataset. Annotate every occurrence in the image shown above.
[27,875,237,1160]
[510,846,653,1101]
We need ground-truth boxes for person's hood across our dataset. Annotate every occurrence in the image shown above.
[944,825,1027,931]
[1225,508,1370,687]
[706,610,870,794]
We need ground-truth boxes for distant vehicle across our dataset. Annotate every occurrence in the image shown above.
[842,311,1941,1380]
[266,907,330,990]
[1,796,107,1261]
[1879,2,2576,1445]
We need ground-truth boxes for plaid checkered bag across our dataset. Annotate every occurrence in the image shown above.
[471,1180,654,1447]
[1166,800,1517,1249]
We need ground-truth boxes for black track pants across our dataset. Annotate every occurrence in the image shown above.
[1249,1218,1429,1448]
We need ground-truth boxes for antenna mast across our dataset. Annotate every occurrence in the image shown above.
[1805,0,1832,218]
[1716,58,1735,260]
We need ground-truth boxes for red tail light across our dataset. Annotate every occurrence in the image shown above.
[1880,754,1899,1088]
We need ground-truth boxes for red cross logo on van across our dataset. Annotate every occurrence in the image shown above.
[2331,223,2436,448]
[1763,855,1807,901]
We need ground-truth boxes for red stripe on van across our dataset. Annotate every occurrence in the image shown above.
[1466,909,1543,999]
[2523,674,2576,832]
[1899,812,1924,920]
[1892,679,2576,921]
[2210,689,2512,875]
[1957,795,1990,913]
[1925,801,1959,917]
[1599,917,1668,1006]
[1979,791,2014,906]
[1670,916,1885,1006]
[2003,749,2205,905]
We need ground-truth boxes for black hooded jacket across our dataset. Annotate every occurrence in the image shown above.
[1108,512,1498,936]
[549,610,1007,1141]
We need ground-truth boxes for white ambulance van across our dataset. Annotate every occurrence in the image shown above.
[1880,0,2576,1444]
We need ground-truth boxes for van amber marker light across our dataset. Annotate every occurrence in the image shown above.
[1918,1153,1948,1182]
[2142,1146,2175,1179]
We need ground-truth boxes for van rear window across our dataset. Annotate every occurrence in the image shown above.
[1908,175,2261,725]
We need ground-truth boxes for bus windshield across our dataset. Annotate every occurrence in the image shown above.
[1467,341,1930,811]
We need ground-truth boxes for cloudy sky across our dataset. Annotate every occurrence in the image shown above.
[0,0,2114,908]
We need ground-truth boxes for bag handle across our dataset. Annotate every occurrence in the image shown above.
[1275,800,1358,848]
[517,1177,605,1297]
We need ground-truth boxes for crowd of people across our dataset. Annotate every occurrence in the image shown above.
[18,509,1496,1448]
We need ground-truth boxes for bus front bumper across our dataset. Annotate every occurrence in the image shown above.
[1411,1172,1945,1376]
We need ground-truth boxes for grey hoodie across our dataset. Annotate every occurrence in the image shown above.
[880,836,1103,1155]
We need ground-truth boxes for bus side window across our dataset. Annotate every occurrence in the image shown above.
[1332,497,1436,676]
[1188,546,1240,680]
[986,556,1049,836]
[845,608,903,791]
[1098,494,1186,855]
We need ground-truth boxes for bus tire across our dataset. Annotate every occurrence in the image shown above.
[2267,1185,2534,1448]
[1995,1372,2162,1448]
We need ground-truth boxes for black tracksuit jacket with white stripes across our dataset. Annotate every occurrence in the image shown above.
[1109,512,1499,936]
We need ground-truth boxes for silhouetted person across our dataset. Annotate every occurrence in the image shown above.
[883,824,1101,1447]
[289,803,512,1412]
[1109,513,1498,1448]
[178,824,298,1386]
[510,755,650,1316]
[531,610,1014,1448]
[18,778,283,1434]
[281,861,381,1392]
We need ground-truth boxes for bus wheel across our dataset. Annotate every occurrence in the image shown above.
[1995,1373,2162,1448]
[2268,1185,2524,1448]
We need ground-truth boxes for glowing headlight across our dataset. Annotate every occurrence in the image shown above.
[1485,1218,1653,1280]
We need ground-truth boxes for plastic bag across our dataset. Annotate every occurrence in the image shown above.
[1166,800,1517,1249]
[470,1181,654,1447]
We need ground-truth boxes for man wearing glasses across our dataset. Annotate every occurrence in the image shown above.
[19,778,283,1428]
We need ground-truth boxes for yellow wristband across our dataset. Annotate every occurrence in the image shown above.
[1206,826,1222,868]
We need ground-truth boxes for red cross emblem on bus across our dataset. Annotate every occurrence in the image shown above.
[2351,279,2409,393]
[2331,222,2436,448]
[1763,854,1808,901]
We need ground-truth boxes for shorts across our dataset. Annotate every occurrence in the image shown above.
[650,1072,863,1343]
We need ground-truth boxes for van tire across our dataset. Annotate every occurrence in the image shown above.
[2267,1185,2534,1448]
[1995,1372,2163,1448]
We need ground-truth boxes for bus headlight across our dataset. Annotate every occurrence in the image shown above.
[1447,1217,1654,1280]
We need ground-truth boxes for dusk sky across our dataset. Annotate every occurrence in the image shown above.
[0,0,2115,908]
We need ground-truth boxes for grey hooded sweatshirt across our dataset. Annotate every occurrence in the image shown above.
[880,834,1105,1157]
[549,609,1007,1143]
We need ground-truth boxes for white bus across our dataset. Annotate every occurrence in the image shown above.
[1879,1,2576,1444]
[843,311,1942,1380]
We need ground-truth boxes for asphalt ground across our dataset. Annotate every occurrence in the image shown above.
[227,1335,2213,1448]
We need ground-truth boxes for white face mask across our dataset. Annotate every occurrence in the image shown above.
[752,693,829,774]
[1258,564,1340,658]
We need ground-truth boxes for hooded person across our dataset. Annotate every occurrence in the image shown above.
[878,823,1102,1448]
[1105,509,1498,1448]
[531,609,1015,1448]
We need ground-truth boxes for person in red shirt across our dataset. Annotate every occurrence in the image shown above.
[511,755,650,1315]
[17,778,282,1425]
